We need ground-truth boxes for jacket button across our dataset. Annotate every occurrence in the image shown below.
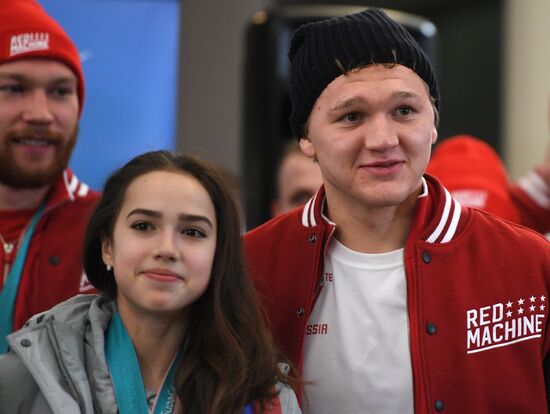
[296,307,305,317]
[20,339,32,347]
[434,399,444,411]
[49,255,60,265]
[308,234,317,243]
[421,251,431,263]
[426,323,437,335]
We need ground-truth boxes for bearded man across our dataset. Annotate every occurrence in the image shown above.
[0,0,99,352]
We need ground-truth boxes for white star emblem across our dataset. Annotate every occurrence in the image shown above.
[506,311,512,318]
[506,301,513,308]
[541,295,546,302]
[518,298,525,305]
[518,308,524,315]
[541,304,546,311]
[530,296,536,303]
[530,305,536,312]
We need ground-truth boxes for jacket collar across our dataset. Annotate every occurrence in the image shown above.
[299,174,465,244]
[300,185,325,228]
[7,295,116,413]
[45,169,91,212]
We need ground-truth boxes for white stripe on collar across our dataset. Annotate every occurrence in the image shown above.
[77,183,90,197]
[426,188,452,243]
[426,188,462,244]
[302,194,316,227]
[63,171,76,201]
[68,173,79,195]
[299,177,464,243]
[309,192,319,226]
[418,177,428,198]
[440,198,461,243]
[321,198,335,226]
[302,178,431,229]
[63,170,89,200]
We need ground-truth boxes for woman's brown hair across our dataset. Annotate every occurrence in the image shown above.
[83,150,294,413]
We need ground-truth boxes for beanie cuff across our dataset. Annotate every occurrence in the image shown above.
[288,8,438,138]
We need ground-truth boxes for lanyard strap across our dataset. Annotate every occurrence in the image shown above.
[0,203,45,353]
[106,311,257,414]
[105,311,180,414]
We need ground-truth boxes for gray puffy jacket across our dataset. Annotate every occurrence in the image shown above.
[0,295,301,414]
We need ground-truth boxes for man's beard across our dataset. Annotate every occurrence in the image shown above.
[0,124,78,189]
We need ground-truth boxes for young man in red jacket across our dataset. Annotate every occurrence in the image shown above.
[244,8,550,413]
[0,0,99,352]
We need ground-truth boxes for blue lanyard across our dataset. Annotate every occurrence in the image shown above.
[106,311,257,414]
[105,311,181,414]
[0,203,45,353]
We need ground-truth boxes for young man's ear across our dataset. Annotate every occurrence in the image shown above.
[300,137,316,159]
[430,127,438,145]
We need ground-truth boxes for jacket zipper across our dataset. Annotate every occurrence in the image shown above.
[0,208,46,286]
[1,240,15,285]
[407,312,414,407]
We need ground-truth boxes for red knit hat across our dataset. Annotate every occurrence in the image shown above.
[0,0,85,115]
[427,135,521,223]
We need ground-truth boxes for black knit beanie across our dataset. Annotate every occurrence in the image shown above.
[288,8,439,138]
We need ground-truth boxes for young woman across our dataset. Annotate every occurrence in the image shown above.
[0,151,300,414]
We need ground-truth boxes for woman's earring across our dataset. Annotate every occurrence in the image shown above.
[106,264,112,272]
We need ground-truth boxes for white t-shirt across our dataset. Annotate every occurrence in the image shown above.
[302,239,413,414]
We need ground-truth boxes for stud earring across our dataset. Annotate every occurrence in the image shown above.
[106,264,112,272]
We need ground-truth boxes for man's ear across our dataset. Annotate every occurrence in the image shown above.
[430,127,438,145]
[300,137,316,159]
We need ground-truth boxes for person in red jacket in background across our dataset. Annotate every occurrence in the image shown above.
[0,0,99,352]
[428,134,550,236]
[244,8,550,413]
[426,135,522,222]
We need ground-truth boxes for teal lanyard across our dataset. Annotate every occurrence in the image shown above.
[105,311,181,414]
[0,203,45,353]
[106,311,257,414]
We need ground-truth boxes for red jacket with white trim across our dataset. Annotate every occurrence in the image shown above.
[244,174,550,413]
[6,169,99,330]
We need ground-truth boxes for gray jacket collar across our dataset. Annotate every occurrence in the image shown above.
[8,295,117,414]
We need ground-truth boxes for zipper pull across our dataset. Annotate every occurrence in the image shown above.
[2,243,16,284]
[4,243,14,254]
